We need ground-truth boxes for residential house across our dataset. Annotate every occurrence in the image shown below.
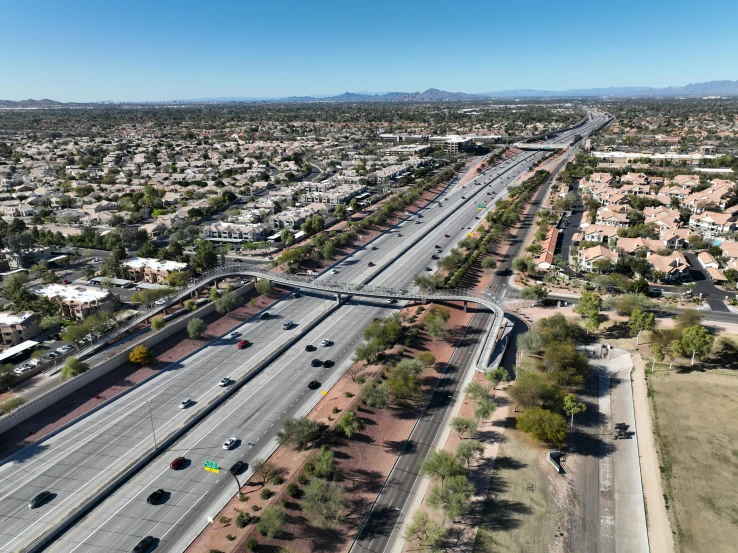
[579,245,618,271]
[689,211,738,238]
[535,227,559,270]
[647,251,690,281]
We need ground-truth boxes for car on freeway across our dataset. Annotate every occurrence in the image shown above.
[230,331,240,338]
[223,437,237,450]
[371,246,378,250]
[179,398,193,409]
[321,339,331,346]
[169,457,186,470]
[431,255,439,260]
[237,340,250,349]
[331,269,340,274]
[310,359,322,367]
[294,292,302,298]
[146,489,166,505]
[219,377,232,387]
[305,344,316,352]
[308,380,321,390]
[368,261,375,267]
[425,267,432,272]
[461,196,466,199]
[28,490,51,509]
[260,312,270,319]
[229,461,247,475]
[132,536,156,553]
[397,233,403,237]
[388,299,397,304]
[323,359,334,368]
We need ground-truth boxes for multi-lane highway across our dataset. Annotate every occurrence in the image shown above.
[0,110,609,553]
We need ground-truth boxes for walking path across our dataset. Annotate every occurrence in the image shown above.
[631,353,675,553]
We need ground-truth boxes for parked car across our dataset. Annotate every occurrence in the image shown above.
[146,489,166,505]
[132,536,156,553]
[169,457,186,470]
[179,398,193,409]
[28,490,51,509]
[222,437,237,450]
[308,380,320,390]
[237,340,250,349]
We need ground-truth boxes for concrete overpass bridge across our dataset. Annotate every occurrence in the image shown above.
[512,142,568,151]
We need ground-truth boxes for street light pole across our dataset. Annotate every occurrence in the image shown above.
[147,401,158,449]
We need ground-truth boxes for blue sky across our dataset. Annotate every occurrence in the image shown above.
[1,0,736,101]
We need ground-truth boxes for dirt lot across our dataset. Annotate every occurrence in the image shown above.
[648,367,738,553]
[474,428,567,553]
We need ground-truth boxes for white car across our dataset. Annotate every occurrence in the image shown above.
[219,377,232,387]
[321,339,330,347]
[179,398,193,409]
[222,437,237,450]
[331,269,339,274]
[154,299,167,306]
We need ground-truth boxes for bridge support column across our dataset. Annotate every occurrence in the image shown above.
[422,298,427,305]
[463,301,468,313]
[335,293,342,304]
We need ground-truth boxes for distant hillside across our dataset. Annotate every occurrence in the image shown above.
[481,80,738,98]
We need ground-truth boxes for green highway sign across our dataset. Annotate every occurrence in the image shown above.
[477,204,484,209]
[203,460,220,474]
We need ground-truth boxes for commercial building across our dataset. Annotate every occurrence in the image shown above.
[122,257,192,284]
[0,311,41,347]
[29,283,119,321]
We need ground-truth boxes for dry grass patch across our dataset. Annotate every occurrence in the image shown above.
[648,367,738,553]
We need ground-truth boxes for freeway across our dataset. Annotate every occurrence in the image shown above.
[0,110,609,553]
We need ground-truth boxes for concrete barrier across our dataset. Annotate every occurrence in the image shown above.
[0,284,254,435]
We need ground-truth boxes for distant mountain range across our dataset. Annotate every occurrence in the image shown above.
[2,80,738,107]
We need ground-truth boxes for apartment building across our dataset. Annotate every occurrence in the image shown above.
[122,257,192,284]
[201,221,268,243]
[29,283,119,322]
[0,311,41,346]
[689,211,738,238]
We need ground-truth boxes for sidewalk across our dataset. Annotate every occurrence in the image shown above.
[631,353,674,553]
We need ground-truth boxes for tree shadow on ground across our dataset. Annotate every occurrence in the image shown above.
[477,473,533,532]
[567,429,614,458]
[383,439,417,456]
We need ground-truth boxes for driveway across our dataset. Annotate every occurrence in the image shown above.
[682,252,735,311]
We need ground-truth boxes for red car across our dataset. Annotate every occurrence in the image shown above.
[170,456,186,470]
[237,340,250,349]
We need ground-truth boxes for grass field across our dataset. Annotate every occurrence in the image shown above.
[648,367,738,553]
[473,429,561,553]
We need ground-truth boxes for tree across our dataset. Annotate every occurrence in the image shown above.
[456,440,485,467]
[464,381,488,403]
[313,445,338,479]
[424,316,448,341]
[387,359,424,402]
[209,287,220,302]
[573,291,603,333]
[191,240,218,273]
[427,474,475,523]
[676,309,702,330]
[137,240,160,258]
[167,271,189,288]
[334,410,365,438]
[129,345,154,365]
[215,291,243,314]
[516,407,567,447]
[724,268,738,283]
[543,341,589,385]
[485,366,508,390]
[322,241,336,260]
[255,279,275,296]
[60,357,89,380]
[187,318,208,339]
[420,450,465,484]
[516,331,543,354]
[276,417,327,450]
[481,256,497,270]
[257,506,285,539]
[251,458,279,486]
[520,284,548,304]
[334,204,347,220]
[679,325,714,365]
[563,393,586,431]
[301,478,346,528]
[416,351,436,367]
[606,293,652,316]
[450,417,477,439]
[151,316,167,331]
[474,397,497,423]
[184,299,198,312]
[631,277,650,295]
[512,256,535,274]
[360,381,389,408]
[629,309,656,343]
[509,372,564,409]
[353,340,383,364]
[404,510,445,552]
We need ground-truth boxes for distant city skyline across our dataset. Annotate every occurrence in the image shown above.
[1,0,737,102]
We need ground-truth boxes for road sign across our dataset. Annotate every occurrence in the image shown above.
[203,460,220,474]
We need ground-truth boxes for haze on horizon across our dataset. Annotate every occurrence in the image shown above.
[1,0,736,102]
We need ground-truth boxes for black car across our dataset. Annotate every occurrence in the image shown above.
[425,267,432,271]
[146,489,166,505]
[260,312,270,319]
[28,490,51,509]
[305,345,316,352]
[133,536,156,553]
[371,246,378,250]
[308,380,320,390]
[431,255,439,260]
[323,359,334,368]
[294,292,302,298]
[229,461,247,475]
[310,359,322,367]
